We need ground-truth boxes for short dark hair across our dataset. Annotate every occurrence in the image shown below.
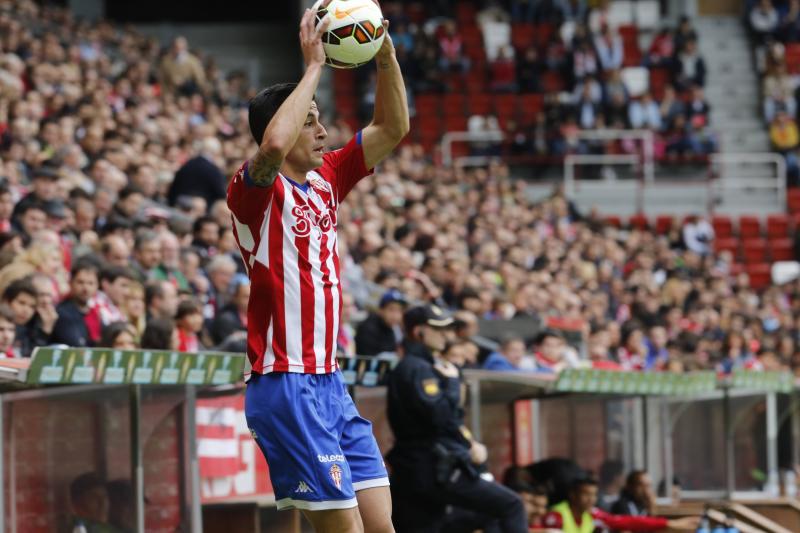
[140,318,175,350]
[70,472,106,504]
[99,321,137,349]
[193,215,218,234]
[248,83,299,144]
[570,475,598,492]
[16,201,46,216]
[71,261,100,280]
[533,329,563,346]
[99,265,135,285]
[2,278,37,303]
[144,280,168,308]
[625,469,648,488]
[175,299,202,320]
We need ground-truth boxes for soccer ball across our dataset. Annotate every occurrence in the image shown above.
[314,0,385,69]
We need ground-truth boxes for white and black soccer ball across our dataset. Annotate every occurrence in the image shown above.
[314,0,386,69]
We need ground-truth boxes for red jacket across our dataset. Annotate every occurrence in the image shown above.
[542,507,668,532]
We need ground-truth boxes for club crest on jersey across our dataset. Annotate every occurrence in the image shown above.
[329,464,343,491]
[307,175,331,194]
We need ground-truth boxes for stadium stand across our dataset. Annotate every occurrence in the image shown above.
[0,0,799,384]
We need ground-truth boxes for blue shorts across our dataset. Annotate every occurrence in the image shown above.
[245,371,388,511]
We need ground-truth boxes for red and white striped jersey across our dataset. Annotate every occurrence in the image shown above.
[227,133,371,374]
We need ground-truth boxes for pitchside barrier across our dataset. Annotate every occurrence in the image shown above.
[1,349,800,533]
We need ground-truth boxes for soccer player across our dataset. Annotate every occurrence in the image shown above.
[227,3,408,533]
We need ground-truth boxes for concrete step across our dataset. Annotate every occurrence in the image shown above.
[705,84,760,101]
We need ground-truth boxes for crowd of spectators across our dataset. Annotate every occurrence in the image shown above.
[358,0,717,159]
[749,0,800,184]
[0,0,798,380]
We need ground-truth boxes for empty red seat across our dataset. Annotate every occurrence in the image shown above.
[519,94,544,118]
[535,23,555,48]
[789,189,800,212]
[415,94,440,116]
[442,94,466,115]
[742,239,767,264]
[495,94,518,116]
[542,71,565,92]
[511,23,536,50]
[628,214,648,230]
[444,115,468,132]
[655,215,674,235]
[468,94,493,115]
[714,238,738,255]
[605,215,622,228]
[767,214,790,238]
[746,263,772,290]
[739,216,762,239]
[770,238,795,261]
[711,215,733,239]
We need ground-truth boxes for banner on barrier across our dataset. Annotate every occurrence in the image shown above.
[555,369,717,395]
[731,370,794,393]
[26,347,246,386]
[198,393,274,504]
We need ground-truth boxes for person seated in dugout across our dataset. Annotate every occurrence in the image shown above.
[64,472,121,533]
[542,476,698,533]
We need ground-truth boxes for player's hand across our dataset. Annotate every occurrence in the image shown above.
[37,299,58,334]
[665,516,700,532]
[300,1,331,68]
[375,19,395,61]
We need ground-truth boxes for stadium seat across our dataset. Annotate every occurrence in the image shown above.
[746,263,772,290]
[786,43,800,74]
[535,23,555,48]
[714,238,738,255]
[766,214,790,239]
[495,94,518,116]
[738,216,762,239]
[604,215,622,228]
[415,94,440,116]
[443,94,466,116]
[789,189,800,212]
[628,213,648,230]
[770,238,795,261]
[655,215,674,235]
[511,23,536,51]
[542,71,565,92]
[519,94,544,118]
[444,115,468,132]
[742,239,767,264]
[649,68,669,100]
[711,215,733,239]
[468,94,493,115]
[730,263,745,276]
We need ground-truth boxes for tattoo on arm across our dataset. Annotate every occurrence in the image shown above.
[249,148,282,187]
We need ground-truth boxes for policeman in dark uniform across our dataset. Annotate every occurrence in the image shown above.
[386,304,527,533]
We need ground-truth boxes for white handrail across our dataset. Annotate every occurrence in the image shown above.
[564,154,639,196]
[573,129,656,183]
[440,131,505,167]
[710,152,787,210]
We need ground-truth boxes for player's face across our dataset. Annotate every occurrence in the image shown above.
[287,102,327,171]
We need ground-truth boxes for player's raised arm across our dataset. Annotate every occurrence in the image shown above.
[249,3,331,186]
[361,18,410,170]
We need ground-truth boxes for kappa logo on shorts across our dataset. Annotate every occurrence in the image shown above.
[329,464,343,491]
[318,453,345,463]
[295,481,313,494]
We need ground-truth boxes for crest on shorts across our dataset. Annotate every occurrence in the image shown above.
[329,464,343,491]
